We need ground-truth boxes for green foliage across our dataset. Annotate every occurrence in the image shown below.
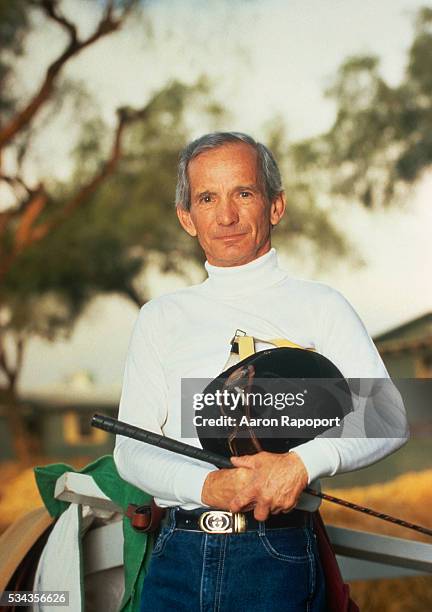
[264,117,350,260]
[2,77,223,343]
[296,6,432,208]
[3,70,350,347]
[0,0,31,119]
[0,0,29,53]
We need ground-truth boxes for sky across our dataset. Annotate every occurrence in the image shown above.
[11,0,432,392]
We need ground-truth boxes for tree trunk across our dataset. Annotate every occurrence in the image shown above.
[1,388,36,465]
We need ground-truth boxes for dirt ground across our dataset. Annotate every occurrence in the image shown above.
[0,455,92,533]
[0,459,431,611]
[319,469,432,611]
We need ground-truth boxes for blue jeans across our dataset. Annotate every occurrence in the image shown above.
[140,509,326,612]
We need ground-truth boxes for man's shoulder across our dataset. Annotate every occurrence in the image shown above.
[137,283,204,317]
[282,274,347,304]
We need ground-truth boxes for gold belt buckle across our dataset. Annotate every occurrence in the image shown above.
[198,510,247,534]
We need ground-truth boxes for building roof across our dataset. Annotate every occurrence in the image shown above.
[19,370,121,408]
[20,388,120,408]
[374,312,432,356]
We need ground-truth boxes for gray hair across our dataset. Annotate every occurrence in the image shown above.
[175,131,283,210]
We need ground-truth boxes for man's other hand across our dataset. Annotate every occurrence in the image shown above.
[229,451,309,521]
[201,466,256,509]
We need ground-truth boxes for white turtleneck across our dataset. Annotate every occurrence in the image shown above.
[113,248,408,511]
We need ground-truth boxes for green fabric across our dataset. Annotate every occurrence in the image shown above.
[34,454,153,612]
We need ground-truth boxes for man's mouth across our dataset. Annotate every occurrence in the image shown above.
[215,233,247,240]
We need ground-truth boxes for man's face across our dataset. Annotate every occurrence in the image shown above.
[177,142,285,267]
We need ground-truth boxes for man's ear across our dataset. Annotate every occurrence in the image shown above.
[270,192,286,227]
[176,206,197,237]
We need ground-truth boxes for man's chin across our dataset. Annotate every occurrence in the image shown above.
[207,244,263,267]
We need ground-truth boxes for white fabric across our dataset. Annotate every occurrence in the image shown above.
[114,248,409,511]
[33,504,85,612]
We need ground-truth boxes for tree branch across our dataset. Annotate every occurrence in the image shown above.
[121,280,146,308]
[0,333,13,386]
[12,336,25,390]
[0,103,149,282]
[39,0,78,42]
[15,186,48,250]
[0,180,40,247]
[0,0,137,149]
[28,106,149,242]
[0,185,47,277]
[0,332,25,392]
[0,173,33,198]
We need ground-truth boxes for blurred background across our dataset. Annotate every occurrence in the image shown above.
[0,0,431,609]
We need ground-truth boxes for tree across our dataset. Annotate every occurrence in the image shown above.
[292,6,432,209]
[0,73,225,461]
[264,118,350,259]
[0,0,152,461]
[0,0,349,462]
[0,0,144,282]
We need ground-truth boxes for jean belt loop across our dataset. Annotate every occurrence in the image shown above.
[258,519,265,537]
[168,507,177,530]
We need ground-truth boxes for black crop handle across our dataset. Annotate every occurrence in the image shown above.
[91,413,233,469]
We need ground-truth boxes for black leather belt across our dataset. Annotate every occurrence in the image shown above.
[165,507,309,534]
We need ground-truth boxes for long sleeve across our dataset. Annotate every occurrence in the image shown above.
[114,250,410,507]
[113,302,217,509]
[292,288,409,483]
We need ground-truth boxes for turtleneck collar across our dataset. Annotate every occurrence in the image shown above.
[202,248,288,296]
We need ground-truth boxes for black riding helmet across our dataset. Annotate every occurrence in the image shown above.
[197,347,352,458]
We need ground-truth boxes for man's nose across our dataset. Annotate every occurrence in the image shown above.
[215,197,239,225]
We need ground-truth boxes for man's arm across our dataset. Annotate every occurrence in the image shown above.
[113,302,218,509]
[227,288,409,519]
[291,288,409,483]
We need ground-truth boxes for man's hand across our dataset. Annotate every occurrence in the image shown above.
[229,451,309,521]
[201,466,256,509]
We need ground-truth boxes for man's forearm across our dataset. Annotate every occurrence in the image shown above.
[293,435,409,483]
[114,436,217,509]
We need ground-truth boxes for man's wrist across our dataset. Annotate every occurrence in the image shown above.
[288,439,338,483]
[288,450,310,487]
[201,470,217,506]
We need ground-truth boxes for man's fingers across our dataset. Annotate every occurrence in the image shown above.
[254,502,270,521]
[230,496,251,512]
[241,502,256,512]
[230,455,255,468]
[282,501,296,513]
[230,488,255,512]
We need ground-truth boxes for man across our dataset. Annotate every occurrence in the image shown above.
[114,132,408,611]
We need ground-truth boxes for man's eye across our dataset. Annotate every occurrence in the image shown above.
[200,195,212,203]
[240,191,252,198]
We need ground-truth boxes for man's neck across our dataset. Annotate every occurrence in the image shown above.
[203,248,288,297]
